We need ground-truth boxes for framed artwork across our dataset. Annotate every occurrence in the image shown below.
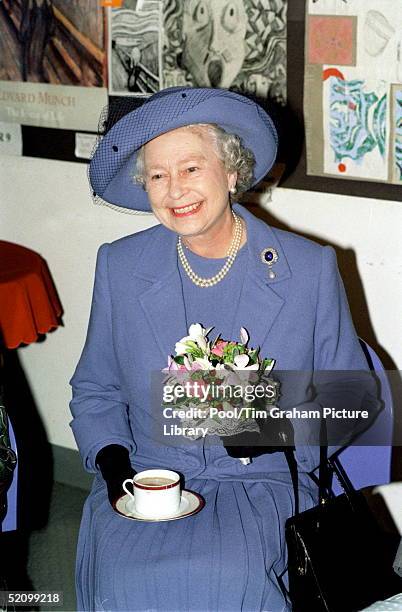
[0,0,107,130]
[108,0,287,103]
[1,0,400,204]
[280,0,401,201]
[295,0,402,197]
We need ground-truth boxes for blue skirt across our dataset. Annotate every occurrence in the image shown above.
[75,474,316,612]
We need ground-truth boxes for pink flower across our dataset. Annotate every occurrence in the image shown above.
[190,361,203,371]
[211,340,228,357]
[167,360,188,372]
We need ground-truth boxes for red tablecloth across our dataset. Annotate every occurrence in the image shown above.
[0,241,62,349]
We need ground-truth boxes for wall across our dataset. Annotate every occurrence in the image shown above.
[1,154,401,450]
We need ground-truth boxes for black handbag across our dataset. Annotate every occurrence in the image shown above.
[285,446,402,612]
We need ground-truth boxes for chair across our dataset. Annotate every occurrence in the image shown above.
[1,415,18,532]
[331,339,393,495]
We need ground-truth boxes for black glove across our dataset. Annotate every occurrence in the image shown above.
[221,429,271,459]
[221,417,294,459]
[95,444,136,507]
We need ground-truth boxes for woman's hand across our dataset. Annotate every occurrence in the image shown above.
[221,430,269,459]
[96,444,136,507]
[221,417,294,459]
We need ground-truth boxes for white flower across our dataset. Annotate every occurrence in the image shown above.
[175,340,190,355]
[175,323,212,356]
[240,327,249,345]
[193,357,214,370]
[233,354,259,371]
[233,354,249,369]
[231,354,259,384]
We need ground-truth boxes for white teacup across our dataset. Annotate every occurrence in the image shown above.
[122,469,181,518]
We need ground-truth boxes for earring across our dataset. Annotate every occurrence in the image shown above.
[230,186,237,194]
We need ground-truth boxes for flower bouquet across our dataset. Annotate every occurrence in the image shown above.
[162,324,280,458]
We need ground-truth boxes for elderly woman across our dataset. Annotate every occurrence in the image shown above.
[69,87,377,611]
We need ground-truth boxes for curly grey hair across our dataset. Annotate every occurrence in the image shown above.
[133,123,256,194]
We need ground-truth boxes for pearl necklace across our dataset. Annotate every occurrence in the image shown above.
[177,211,243,287]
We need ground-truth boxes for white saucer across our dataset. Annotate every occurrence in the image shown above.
[114,489,205,522]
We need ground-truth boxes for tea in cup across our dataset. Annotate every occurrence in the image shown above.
[122,469,181,518]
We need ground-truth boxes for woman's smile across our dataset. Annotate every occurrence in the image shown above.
[171,201,204,217]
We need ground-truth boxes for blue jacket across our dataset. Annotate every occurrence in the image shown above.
[69,203,378,481]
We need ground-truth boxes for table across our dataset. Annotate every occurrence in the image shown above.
[0,241,62,349]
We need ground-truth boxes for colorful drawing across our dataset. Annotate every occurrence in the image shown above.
[322,69,389,180]
[305,0,401,186]
[0,0,107,130]
[329,76,386,163]
[308,15,356,66]
[393,87,402,182]
[0,0,105,86]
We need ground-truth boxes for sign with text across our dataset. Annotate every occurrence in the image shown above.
[0,81,107,131]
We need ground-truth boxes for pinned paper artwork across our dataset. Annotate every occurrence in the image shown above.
[0,0,107,130]
[164,0,287,103]
[323,69,388,181]
[363,10,395,59]
[108,0,288,104]
[307,16,356,66]
[304,0,402,185]
[391,85,402,183]
[108,0,162,95]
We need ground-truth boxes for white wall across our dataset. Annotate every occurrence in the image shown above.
[263,188,402,369]
[1,155,401,450]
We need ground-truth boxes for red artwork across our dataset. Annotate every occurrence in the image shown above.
[323,67,345,81]
[308,16,355,66]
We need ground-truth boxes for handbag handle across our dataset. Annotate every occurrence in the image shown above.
[326,454,356,503]
[317,454,359,509]
[315,415,357,506]
[285,427,358,517]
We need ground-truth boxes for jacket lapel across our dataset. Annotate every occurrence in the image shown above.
[133,203,292,362]
[228,203,291,349]
[136,227,188,362]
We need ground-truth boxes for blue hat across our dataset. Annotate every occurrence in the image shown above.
[89,87,278,212]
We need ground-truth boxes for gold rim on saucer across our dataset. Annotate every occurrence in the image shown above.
[113,489,205,522]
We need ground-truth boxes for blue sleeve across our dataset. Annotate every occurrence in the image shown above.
[313,246,368,370]
[69,244,134,473]
[292,246,381,470]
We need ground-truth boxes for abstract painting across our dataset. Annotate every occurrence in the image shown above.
[391,85,402,183]
[304,0,402,185]
[323,69,388,181]
[0,0,105,86]
[307,16,356,66]
[0,0,107,130]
